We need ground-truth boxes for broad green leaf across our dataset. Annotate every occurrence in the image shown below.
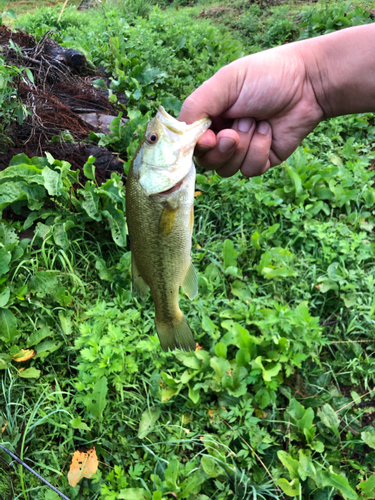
[138,406,161,439]
[255,388,270,409]
[214,342,227,358]
[277,478,300,497]
[83,156,96,181]
[0,164,44,184]
[0,182,28,210]
[310,440,324,453]
[251,231,261,249]
[86,377,108,418]
[179,469,206,498]
[277,451,299,480]
[223,239,237,268]
[286,166,303,196]
[201,315,219,339]
[0,355,11,369]
[256,247,297,280]
[160,96,182,114]
[361,429,375,449]
[98,177,125,204]
[321,470,358,499]
[232,322,252,349]
[70,417,91,432]
[164,458,179,490]
[18,367,41,379]
[27,326,53,347]
[96,260,114,282]
[25,67,34,84]
[175,351,201,370]
[298,449,318,483]
[53,223,69,250]
[34,340,63,359]
[80,184,101,221]
[161,387,180,403]
[201,455,223,478]
[358,475,375,494]
[102,206,127,247]
[288,398,305,421]
[298,407,314,434]
[188,385,200,404]
[317,404,340,436]
[0,308,17,343]
[0,247,11,276]
[118,488,151,500]
[0,287,10,308]
[231,280,253,303]
[210,357,230,381]
[254,356,282,382]
[42,166,63,196]
[59,312,73,336]
[262,223,280,240]
[4,8,17,19]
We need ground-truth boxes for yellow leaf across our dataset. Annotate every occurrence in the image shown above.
[196,343,203,351]
[208,408,217,422]
[2,422,7,433]
[12,349,36,362]
[254,409,267,418]
[194,191,202,197]
[68,448,98,487]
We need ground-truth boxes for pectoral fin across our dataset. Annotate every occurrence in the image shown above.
[131,252,149,299]
[159,206,178,237]
[181,260,198,300]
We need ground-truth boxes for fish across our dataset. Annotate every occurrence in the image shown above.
[125,106,211,352]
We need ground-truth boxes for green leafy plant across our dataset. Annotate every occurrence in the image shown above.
[2,2,375,499]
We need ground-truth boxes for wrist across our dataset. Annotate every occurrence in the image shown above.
[299,25,375,119]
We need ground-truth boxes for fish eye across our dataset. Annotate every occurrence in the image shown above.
[146,132,159,145]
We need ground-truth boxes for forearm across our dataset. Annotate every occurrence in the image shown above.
[299,24,375,118]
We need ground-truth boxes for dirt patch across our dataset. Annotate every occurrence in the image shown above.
[198,5,235,19]
[198,0,313,19]
[78,0,98,11]
[0,23,35,48]
[1,25,128,180]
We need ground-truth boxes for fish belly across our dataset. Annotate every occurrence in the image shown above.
[126,163,196,351]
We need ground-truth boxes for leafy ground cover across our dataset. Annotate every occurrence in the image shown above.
[1,0,81,20]
[1,1,375,499]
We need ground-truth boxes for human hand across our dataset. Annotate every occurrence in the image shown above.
[179,42,324,177]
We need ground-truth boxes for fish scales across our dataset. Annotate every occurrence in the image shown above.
[126,106,211,352]
[126,164,194,323]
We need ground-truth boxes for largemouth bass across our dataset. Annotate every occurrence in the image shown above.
[126,106,211,351]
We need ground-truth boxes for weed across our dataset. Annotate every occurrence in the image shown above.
[1,1,375,499]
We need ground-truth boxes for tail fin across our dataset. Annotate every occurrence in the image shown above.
[155,312,196,352]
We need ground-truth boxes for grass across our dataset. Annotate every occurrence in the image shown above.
[2,0,81,18]
[1,0,375,499]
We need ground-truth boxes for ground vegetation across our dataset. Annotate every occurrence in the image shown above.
[1,1,375,499]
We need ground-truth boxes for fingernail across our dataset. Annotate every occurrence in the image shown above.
[257,121,270,135]
[218,137,236,153]
[238,117,254,133]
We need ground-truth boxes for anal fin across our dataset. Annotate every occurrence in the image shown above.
[131,252,149,299]
[181,260,198,300]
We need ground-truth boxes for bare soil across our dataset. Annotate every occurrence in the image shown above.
[1,25,127,183]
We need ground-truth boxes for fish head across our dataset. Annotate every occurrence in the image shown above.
[133,106,211,196]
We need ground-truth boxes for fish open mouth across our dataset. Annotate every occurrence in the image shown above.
[154,176,186,196]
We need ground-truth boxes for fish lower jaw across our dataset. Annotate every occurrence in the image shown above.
[151,174,187,196]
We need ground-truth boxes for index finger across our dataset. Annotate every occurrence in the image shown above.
[178,64,241,124]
